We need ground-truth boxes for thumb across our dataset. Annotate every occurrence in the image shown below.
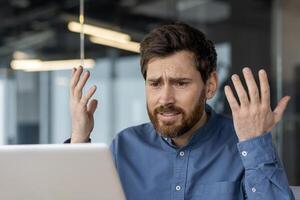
[87,99,98,115]
[273,96,290,123]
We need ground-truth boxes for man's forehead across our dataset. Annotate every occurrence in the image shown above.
[146,64,198,79]
[146,51,198,75]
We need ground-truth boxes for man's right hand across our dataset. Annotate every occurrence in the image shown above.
[70,66,98,143]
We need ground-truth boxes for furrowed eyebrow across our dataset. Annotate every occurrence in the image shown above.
[169,78,192,82]
[147,77,162,82]
[146,77,192,82]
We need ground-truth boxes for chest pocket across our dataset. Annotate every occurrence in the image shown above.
[189,181,243,200]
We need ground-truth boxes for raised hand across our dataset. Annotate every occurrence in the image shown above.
[70,66,98,143]
[224,67,290,142]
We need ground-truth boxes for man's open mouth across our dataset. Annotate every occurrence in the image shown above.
[157,112,181,122]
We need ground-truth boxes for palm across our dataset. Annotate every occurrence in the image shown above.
[224,68,290,141]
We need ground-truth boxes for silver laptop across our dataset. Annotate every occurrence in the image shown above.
[0,143,126,200]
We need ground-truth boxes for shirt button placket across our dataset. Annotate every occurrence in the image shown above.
[173,150,187,200]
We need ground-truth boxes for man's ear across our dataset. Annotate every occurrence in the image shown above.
[205,71,218,99]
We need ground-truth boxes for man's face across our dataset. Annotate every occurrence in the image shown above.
[146,50,207,138]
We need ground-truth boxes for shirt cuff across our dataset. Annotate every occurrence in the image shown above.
[237,132,276,169]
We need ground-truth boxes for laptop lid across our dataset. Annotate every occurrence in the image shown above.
[0,143,126,200]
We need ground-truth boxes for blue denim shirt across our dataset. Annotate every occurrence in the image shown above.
[110,106,295,200]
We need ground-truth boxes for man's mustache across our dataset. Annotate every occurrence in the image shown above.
[154,104,183,114]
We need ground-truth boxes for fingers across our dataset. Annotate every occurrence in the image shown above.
[273,96,290,123]
[70,66,93,102]
[229,68,267,108]
[258,69,270,107]
[80,85,97,106]
[74,70,90,100]
[224,85,239,112]
[87,99,98,115]
[243,68,260,104]
[231,74,249,106]
[72,67,76,76]
[70,66,83,95]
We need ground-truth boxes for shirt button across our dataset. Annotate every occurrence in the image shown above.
[175,185,181,191]
[179,151,185,157]
[251,187,256,192]
[241,151,248,157]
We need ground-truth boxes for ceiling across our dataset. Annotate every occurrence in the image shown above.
[0,0,270,68]
[0,0,171,64]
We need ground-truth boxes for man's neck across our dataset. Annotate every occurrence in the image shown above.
[172,111,208,148]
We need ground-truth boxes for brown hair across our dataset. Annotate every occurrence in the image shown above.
[140,22,217,83]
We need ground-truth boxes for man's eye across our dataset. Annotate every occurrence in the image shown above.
[176,82,188,87]
[149,82,160,87]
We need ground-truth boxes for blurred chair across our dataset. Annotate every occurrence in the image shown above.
[291,186,300,200]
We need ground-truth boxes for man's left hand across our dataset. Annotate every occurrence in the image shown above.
[224,67,290,142]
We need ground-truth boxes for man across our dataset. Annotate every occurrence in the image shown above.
[68,23,295,199]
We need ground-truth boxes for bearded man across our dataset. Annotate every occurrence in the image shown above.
[68,23,294,200]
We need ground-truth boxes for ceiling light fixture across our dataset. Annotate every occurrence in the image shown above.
[68,21,131,43]
[11,59,95,72]
[90,36,140,53]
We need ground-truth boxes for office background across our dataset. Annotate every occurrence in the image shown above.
[0,0,299,185]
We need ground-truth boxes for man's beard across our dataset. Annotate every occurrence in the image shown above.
[147,91,206,139]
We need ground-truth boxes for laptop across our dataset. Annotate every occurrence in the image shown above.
[0,143,126,200]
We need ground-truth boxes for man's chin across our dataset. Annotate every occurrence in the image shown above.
[158,120,177,126]
[156,125,183,138]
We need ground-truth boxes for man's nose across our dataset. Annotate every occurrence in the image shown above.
[158,85,175,105]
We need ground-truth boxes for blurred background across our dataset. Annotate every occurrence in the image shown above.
[0,0,299,185]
